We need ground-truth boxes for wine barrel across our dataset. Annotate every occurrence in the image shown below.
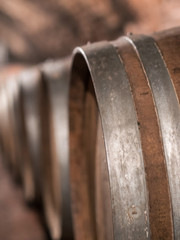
[0,64,27,178]
[0,78,20,178]
[10,75,27,183]
[18,68,42,202]
[4,78,21,179]
[14,60,73,239]
[69,27,180,240]
[0,84,12,167]
[40,58,73,240]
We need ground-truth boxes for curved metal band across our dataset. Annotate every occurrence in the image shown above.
[74,42,150,239]
[42,59,74,239]
[128,35,180,238]
[20,69,41,163]
[0,85,11,164]
[19,68,41,200]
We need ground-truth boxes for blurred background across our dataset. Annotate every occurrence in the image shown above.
[0,0,180,239]
[0,0,180,63]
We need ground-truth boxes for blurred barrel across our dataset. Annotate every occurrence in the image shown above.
[4,78,20,178]
[0,64,25,178]
[13,60,74,240]
[0,84,11,166]
[18,68,42,202]
[41,58,73,240]
[8,65,61,238]
[69,27,180,240]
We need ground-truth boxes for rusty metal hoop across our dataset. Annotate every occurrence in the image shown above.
[70,42,150,240]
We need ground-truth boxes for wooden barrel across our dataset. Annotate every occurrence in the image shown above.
[14,60,74,240]
[10,75,27,183]
[0,64,27,178]
[69,27,180,240]
[0,84,12,167]
[18,68,42,203]
[40,58,73,240]
[0,77,20,178]
[4,78,21,179]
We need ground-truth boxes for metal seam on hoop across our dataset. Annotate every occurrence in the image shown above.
[73,42,150,239]
[128,35,180,239]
